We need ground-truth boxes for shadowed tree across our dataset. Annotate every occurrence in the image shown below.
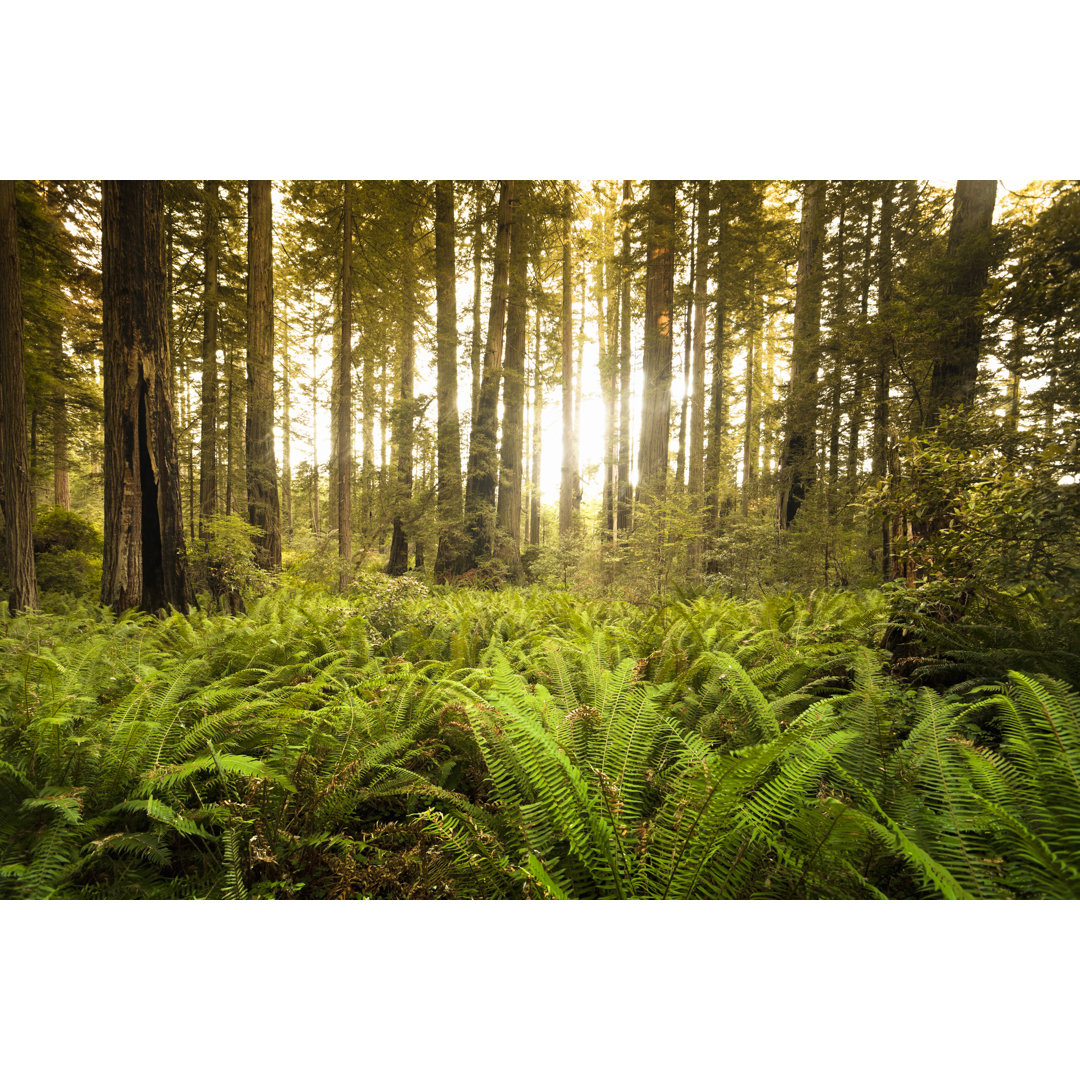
[245,180,281,570]
[336,180,353,587]
[463,180,514,567]
[0,180,38,612]
[100,181,191,614]
[637,180,677,501]
[559,183,576,535]
[925,180,999,428]
[199,180,219,530]
[433,181,466,579]
[778,179,827,528]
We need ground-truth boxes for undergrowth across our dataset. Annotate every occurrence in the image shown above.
[2,578,1077,899]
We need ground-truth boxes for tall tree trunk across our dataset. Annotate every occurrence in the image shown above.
[705,191,730,558]
[676,192,696,490]
[873,181,895,579]
[777,179,827,528]
[336,181,354,587]
[225,335,234,516]
[688,181,709,505]
[826,188,847,519]
[496,182,530,581]
[530,304,543,547]
[281,292,293,535]
[616,181,633,537]
[574,270,584,509]
[637,180,677,501]
[245,180,281,570]
[53,392,70,510]
[0,180,38,612]
[740,277,759,519]
[434,180,466,579]
[470,194,484,426]
[310,307,321,537]
[199,180,219,530]
[846,190,874,485]
[925,180,998,428]
[600,187,619,542]
[559,183,576,535]
[387,190,418,576]
[100,181,191,614]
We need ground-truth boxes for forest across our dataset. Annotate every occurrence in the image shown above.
[1,176,1078,900]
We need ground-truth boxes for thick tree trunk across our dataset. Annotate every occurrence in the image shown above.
[0,180,38,612]
[777,179,827,528]
[496,182,530,581]
[337,181,354,587]
[245,180,281,570]
[100,181,191,614]
[637,180,677,501]
[433,181,466,579]
[559,184,576,536]
[199,181,219,529]
[387,191,418,575]
[925,180,998,428]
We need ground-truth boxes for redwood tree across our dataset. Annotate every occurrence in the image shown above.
[778,179,827,528]
[0,180,38,612]
[637,180,677,500]
[245,180,281,570]
[100,181,191,614]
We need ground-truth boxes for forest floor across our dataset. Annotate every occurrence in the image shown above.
[2,573,1078,899]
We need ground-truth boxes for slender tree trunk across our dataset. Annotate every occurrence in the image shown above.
[434,181,465,579]
[676,192,696,490]
[310,308,321,537]
[616,181,633,538]
[599,187,619,542]
[199,181,219,530]
[336,181,354,587]
[281,292,293,535]
[778,179,827,528]
[100,181,191,614]
[826,188,847,518]
[388,190,418,575]
[688,181,709,503]
[705,191,730,555]
[925,180,998,428]
[225,336,234,516]
[496,181,530,581]
[462,180,513,566]
[470,194,484,427]
[559,184,576,535]
[53,392,70,510]
[530,304,543,547]
[637,180,677,501]
[0,180,38,611]
[574,270,584,508]
[740,278,758,519]
[873,180,895,579]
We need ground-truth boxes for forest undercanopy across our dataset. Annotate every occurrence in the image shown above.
[1,178,1078,900]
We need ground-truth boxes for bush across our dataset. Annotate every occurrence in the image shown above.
[30,507,103,597]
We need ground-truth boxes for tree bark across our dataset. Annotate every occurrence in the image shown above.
[873,181,895,579]
[387,189,418,575]
[0,180,38,612]
[433,180,466,579]
[924,180,998,428]
[559,184,576,536]
[100,180,191,614]
[336,180,354,587]
[637,180,677,501]
[496,182,530,581]
[199,180,219,529]
[778,179,827,528]
[688,180,709,504]
[529,304,543,547]
[245,180,281,570]
[617,181,633,536]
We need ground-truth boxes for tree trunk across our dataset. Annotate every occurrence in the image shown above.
[559,183,576,536]
[433,180,466,579]
[53,390,70,511]
[924,180,998,428]
[740,277,758,519]
[637,180,677,501]
[310,307,321,537]
[245,180,281,570]
[530,304,543,547]
[616,181,633,537]
[336,180,354,587]
[496,182,530,581]
[778,179,827,528]
[688,180,709,503]
[199,180,219,530]
[281,291,293,535]
[873,181,895,579]
[100,181,191,614]
[705,191,730,559]
[845,190,874,486]
[470,194,484,427]
[0,180,38,612]
[676,191,696,490]
[387,190,418,576]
